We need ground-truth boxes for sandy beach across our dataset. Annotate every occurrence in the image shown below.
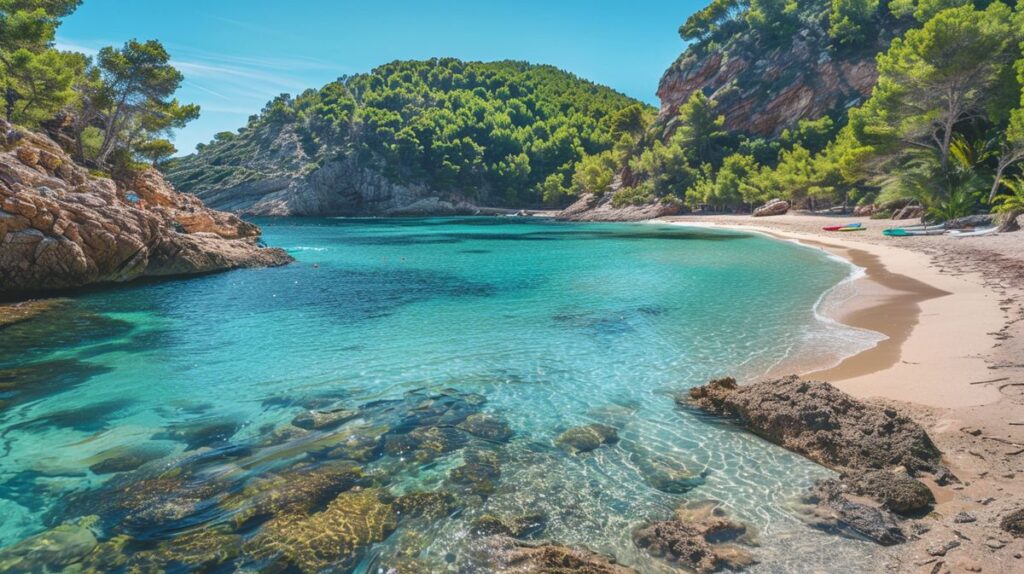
[665,212,1024,573]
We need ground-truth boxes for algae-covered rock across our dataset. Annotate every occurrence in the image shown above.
[127,526,240,573]
[291,407,358,431]
[394,490,458,520]
[225,461,366,528]
[0,516,98,573]
[450,449,502,495]
[244,488,397,574]
[471,512,547,538]
[86,444,169,475]
[554,424,619,454]
[478,535,637,573]
[633,501,755,573]
[458,413,514,442]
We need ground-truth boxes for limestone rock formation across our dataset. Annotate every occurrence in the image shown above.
[657,14,904,135]
[632,500,756,573]
[684,376,941,473]
[557,192,680,222]
[752,198,789,217]
[0,122,291,296]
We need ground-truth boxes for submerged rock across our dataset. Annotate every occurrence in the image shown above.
[633,500,755,573]
[291,407,358,431]
[684,376,941,474]
[450,448,502,495]
[554,424,619,454]
[244,488,397,574]
[225,461,367,528]
[478,535,637,573]
[122,526,241,573]
[86,444,169,475]
[152,419,241,451]
[0,517,98,573]
[471,512,547,538]
[394,490,459,520]
[458,412,514,442]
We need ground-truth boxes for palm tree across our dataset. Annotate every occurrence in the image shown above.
[992,177,1024,232]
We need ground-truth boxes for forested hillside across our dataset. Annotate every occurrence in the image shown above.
[587,0,1024,228]
[165,60,650,215]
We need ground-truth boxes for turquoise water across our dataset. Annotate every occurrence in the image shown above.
[0,218,886,572]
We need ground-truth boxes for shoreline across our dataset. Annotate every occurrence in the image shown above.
[662,216,1006,409]
[664,213,1024,573]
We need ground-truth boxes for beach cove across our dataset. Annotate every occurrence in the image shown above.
[0,217,910,573]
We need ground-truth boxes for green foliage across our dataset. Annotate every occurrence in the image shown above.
[570,150,617,196]
[135,138,176,166]
[673,91,727,164]
[992,176,1024,213]
[680,0,747,43]
[0,0,83,123]
[828,0,879,45]
[172,59,647,207]
[745,0,800,40]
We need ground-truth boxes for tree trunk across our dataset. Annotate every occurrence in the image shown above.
[990,161,1007,202]
[997,209,1022,233]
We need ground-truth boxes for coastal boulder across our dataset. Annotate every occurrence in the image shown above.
[632,500,755,573]
[752,198,789,217]
[0,517,98,572]
[799,478,906,545]
[554,424,619,454]
[683,375,942,474]
[845,469,934,515]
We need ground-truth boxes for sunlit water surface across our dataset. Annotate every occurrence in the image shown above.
[0,218,889,572]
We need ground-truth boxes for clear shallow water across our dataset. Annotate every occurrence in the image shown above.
[0,218,886,572]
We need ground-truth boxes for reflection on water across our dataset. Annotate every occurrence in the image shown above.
[0,218,887,572]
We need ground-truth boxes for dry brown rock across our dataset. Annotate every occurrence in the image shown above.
[0,122,291,296]
[752,198,789,217]
[684,376,941,473]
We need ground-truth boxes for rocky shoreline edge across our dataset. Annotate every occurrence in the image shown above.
[1,121,292,300]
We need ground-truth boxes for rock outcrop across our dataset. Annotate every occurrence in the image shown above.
[0,122,291,296]
[685,376,943,546]
[685,376,941,473]
[657,12,905,135]
[752,198,789,217]
[556,192,680,222]
[632,500,756,573]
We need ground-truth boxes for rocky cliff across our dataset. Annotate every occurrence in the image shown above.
[0,122,292,297]
[657,9,906,135]
[167,123,495,217]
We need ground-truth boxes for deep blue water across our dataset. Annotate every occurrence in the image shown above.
[0,218,886,572]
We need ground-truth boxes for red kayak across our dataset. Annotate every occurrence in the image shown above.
[822,223,863,231]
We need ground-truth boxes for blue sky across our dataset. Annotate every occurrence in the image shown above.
[57,1,702,155]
